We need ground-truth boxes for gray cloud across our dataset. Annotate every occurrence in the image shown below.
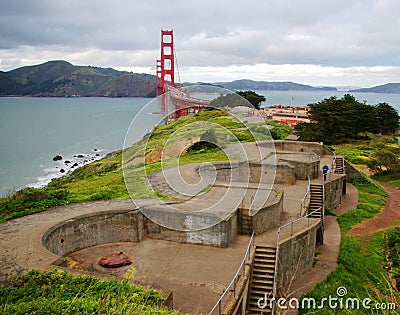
[0,0,399,85]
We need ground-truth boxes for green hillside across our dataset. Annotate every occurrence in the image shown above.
[0,60,156,97]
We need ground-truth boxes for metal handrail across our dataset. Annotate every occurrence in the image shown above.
[208,231,255,315]
[299,175,311,217]
[271,208,322,315]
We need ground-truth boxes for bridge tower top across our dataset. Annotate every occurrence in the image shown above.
[156,30,175,96]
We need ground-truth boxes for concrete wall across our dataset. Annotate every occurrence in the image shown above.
[250,191,284,235]
[43,210,145,257]
[260,140,325,156]
[344,161,365,182]
[278,158,320,180]
[275,221,321,293]
[43,207,240,257]
[201,161,295,185]
[142,209,239,248]
[324,175,346,209]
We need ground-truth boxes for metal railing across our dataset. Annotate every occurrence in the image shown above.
[209,231,255,315]
[271,208,322,315]
[333,154,346,175]
[299,175,311,217]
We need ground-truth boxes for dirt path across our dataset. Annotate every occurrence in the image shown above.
[349,182,400,237]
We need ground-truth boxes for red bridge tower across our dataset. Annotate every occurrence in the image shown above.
[156,30,175,113]
[156,29,210,120]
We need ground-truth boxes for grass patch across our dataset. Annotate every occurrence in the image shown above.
[0,269,181,315]
[372,171,400,189]
[331,135,400,165]
[0,187,69,223]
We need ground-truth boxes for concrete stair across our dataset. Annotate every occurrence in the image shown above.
[334,156,345,174]
[241,214,252,235]
[308,184,323,219]
[247,246,276,314]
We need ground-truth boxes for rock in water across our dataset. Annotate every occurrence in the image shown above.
[53,155,62,161]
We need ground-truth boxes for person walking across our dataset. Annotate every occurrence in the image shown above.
[322,164,329,181]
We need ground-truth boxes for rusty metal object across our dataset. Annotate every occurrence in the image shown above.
[99,252,132,268]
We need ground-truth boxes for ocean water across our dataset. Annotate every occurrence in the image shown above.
[257,90,400,109]
[0,97,163,196]
[0,91,399,197]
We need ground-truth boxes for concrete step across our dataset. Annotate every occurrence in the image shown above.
[255,251,276,258]
[250,290,273,299]
[253,268,274,274]
[248,246,277,314]
[253,258,275,265]
[251,280,274,287]
[250,284,273,292]
[253,265,275,272]
[249,294,274,306]
[256,246,276,252]
[252,274,274,282]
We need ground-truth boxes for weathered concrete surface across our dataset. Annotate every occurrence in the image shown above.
[66,236,252,314]
[0,199,164,284]
[275,220,321,293]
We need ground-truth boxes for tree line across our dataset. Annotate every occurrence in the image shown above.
[294,94,399,144]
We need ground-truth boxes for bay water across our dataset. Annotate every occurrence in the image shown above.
[0,97,163,196]
[0,91,399,197]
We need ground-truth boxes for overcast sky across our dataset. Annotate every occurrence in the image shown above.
[1,0,399,87]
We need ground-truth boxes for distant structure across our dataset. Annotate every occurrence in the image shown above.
[155,29,210,120]
[156,30,175,113]
[262,105,310,127]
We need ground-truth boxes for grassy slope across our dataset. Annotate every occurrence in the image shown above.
[0,109,291,223]
[331,134,400,189]
[0,269,181,315]
[298,179,400,314]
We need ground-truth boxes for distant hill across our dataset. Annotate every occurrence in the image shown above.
[350,83,400,94]
[215,79,337,91]
[0,60,156,97]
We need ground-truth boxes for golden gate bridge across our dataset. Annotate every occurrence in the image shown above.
[155,30,210,121]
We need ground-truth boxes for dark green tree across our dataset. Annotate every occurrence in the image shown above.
[209,90,265,109]
[373,102,400,134]
[294,94,399,144]
[209,93,245,108]
[236,90,266,109]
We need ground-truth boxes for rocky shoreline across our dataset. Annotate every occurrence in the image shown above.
[32,148,106,189]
